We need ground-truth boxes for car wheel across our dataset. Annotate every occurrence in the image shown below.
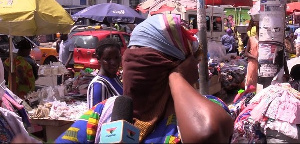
[43,56,58,65]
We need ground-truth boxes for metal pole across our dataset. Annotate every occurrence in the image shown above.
[9,36,13,73]
[257,0,286,88]
[8,36,16,93]
[197,0,209,95]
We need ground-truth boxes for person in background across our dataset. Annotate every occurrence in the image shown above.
[24,54,39,81]
[241,33,249,48]
[227,15,235,29]
[224,18,229,30]
[294,27,300,57]
[247,19,257,37]
[56,14,233,143]
[86,38,123,109]
[3,40,35,99]
[114,23,120,31]
[56,34,74,85]
[244,19,259,89]
[221,28,237,53]
[63,68,75,82]
[56,34,74,68]
[289,64,300,91]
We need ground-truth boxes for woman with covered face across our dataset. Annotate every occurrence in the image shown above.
[56,14,233,143]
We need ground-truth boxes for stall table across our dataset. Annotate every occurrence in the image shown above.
[30,118,74,142]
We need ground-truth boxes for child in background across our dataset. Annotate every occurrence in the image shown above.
[63,68,75,82]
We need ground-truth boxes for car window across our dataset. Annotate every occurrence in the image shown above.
[188,14,211,31]
[213,16,222,32]
[122,34,130,47]
[72,35,99,49]
[106,34,123,47]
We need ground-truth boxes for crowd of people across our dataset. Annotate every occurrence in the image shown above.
[1,12,300,143]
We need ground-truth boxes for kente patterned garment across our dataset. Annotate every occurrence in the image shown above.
[55,95,229,143]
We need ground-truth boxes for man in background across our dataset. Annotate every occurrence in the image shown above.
[56,34,74,85]
[294,27,300,57]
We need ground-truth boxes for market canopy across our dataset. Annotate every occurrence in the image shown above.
[137,0,253,15]
[286,2,300,14]
[0,0,74,36]
[0,0,74,94]
[72,3,145,24]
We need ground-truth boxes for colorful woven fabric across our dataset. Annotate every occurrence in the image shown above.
[56,101,106,143]
[204,95,230,114]
[56,95,230,143]
[128,14,197,60]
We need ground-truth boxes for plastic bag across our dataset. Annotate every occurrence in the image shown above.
[207,40,226,62]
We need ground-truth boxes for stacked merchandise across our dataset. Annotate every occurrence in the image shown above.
[207,60,222,96]
[29,101,87,121]
[230,83,300,143]
[25,86,88,121]
[0,59,40,143]
[65,68,97,95]
[219,58,247,92]
[207,40,247,92]
[0,87,31,128]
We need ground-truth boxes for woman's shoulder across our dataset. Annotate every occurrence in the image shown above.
[90,75,105,82]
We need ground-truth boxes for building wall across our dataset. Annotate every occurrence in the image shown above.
[287,0,300,2]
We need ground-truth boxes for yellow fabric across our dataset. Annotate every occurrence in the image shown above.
[0,0,74,36]
[88,118,98,125]
[86,129,96,135]
[247,26,257,37]
[236,31,244,53]
[62,127,80,142]
[134,119,153,141]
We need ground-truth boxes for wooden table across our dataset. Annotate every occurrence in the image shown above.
[30,118,74,142]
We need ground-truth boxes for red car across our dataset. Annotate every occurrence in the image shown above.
[72,30,130,71]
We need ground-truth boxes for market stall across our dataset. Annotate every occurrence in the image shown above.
[22,63,100,142]
[229,83,300,143]
[207,41,247,99]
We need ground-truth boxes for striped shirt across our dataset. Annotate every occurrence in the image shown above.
[87,75,123,109]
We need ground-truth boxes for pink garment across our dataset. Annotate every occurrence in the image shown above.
[1,96,15,112]
[264,96,280,120]
[275,91,300,124]
[250,83,300,124]
[3,93,24,110]
[245,36,259,88]
[94,96,117,143]
[250,91,280,122]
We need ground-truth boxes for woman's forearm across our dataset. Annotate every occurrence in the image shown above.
[169,72,233,143]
